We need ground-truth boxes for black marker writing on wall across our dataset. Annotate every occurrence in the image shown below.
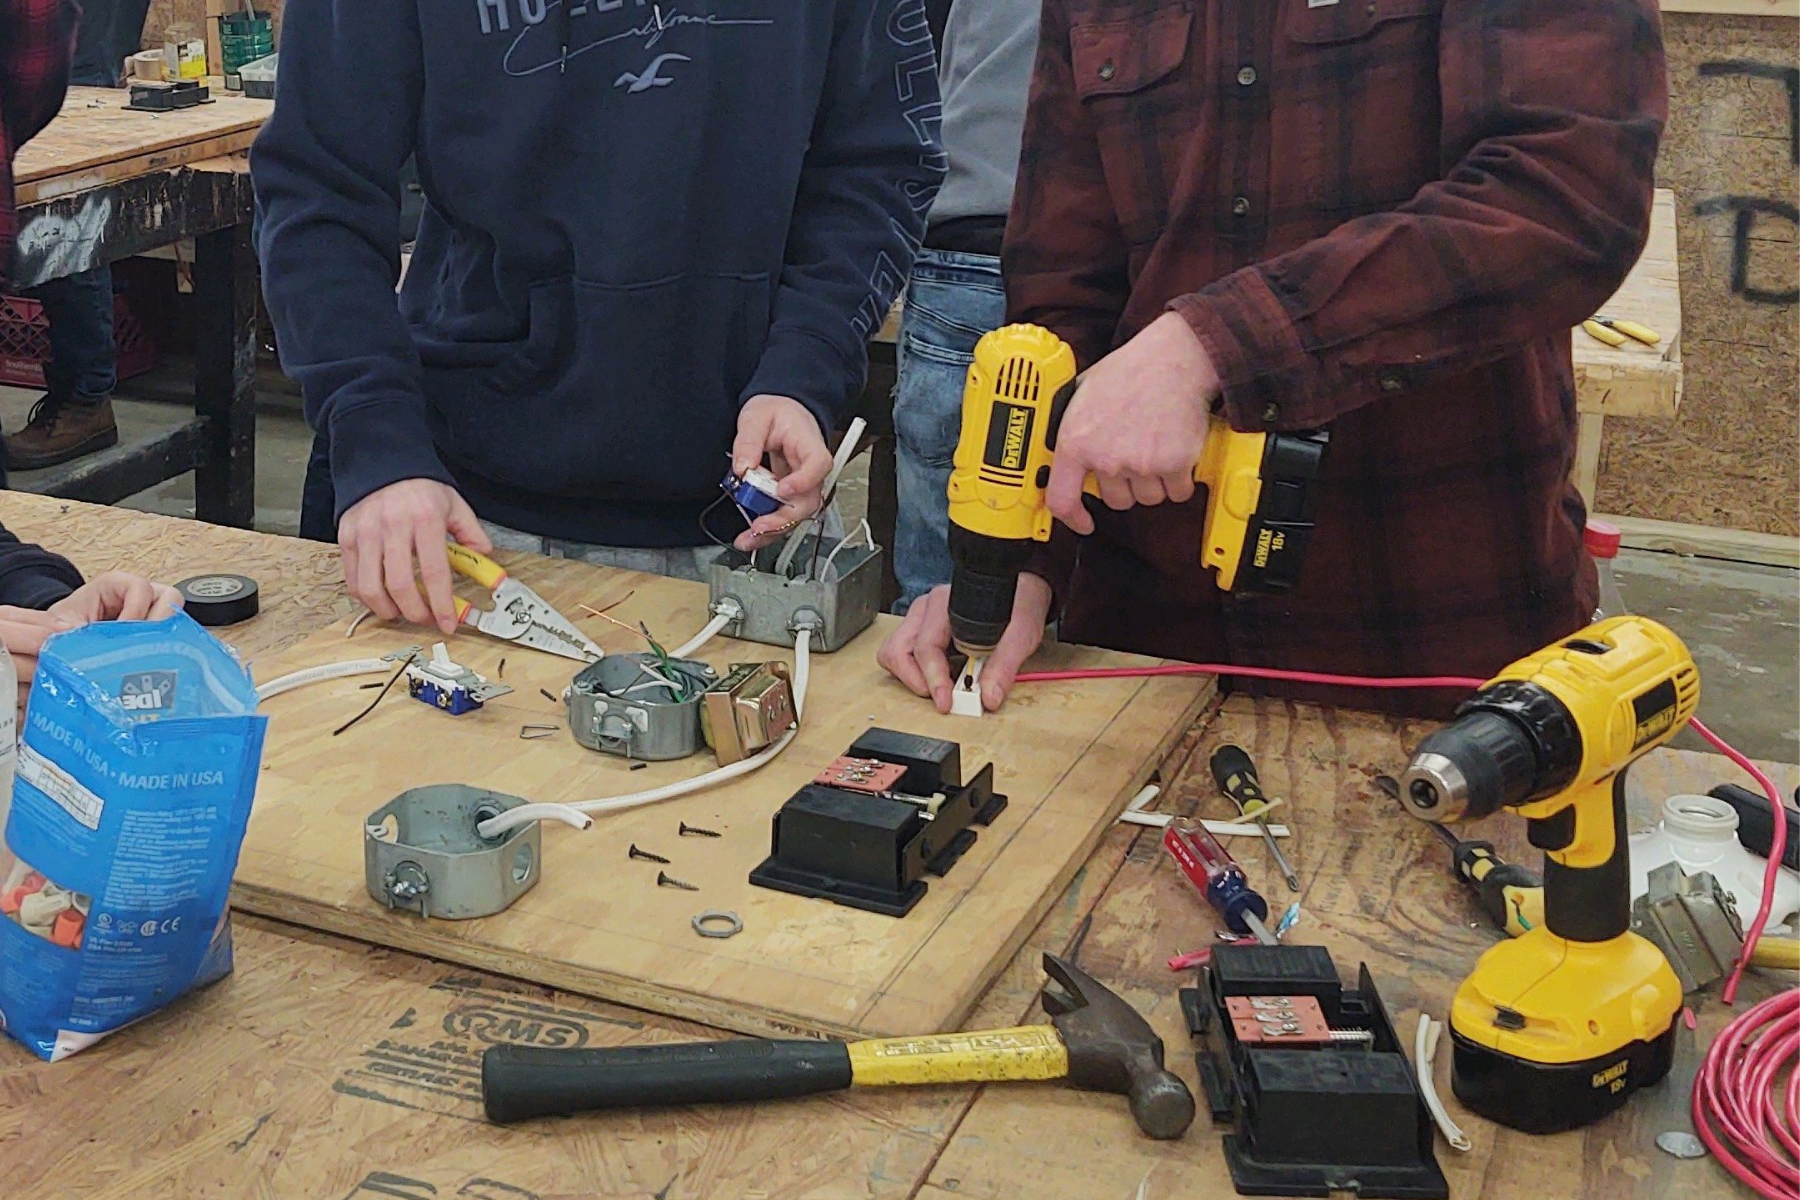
[1693,196,1800,306]
[1698,60,1799,164]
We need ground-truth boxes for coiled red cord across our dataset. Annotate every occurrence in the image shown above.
[1692,990,1800,1198]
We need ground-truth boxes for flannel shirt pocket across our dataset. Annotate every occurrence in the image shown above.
[1281,0,1444,213]
[1069,5,1195,248]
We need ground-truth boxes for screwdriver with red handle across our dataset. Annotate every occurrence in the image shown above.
[1163,817,1278,945]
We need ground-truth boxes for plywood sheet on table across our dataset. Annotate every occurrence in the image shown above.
[235,560,1211,1041]
[5,917,966,1200]
[919,697,1798,1200]
[14,86,271,202]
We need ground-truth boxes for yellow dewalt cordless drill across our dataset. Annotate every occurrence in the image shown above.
[944,324,1328,653]
[1398,616,1698,1133]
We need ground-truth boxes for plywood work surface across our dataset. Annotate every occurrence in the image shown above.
[13,86,271,203]
[6,495,1785,1199]
[229,551,1209,1041]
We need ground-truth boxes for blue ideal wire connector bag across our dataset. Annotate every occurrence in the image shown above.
[0,613,266,1061]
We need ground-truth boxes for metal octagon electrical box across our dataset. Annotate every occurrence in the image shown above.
[364,785,541,920]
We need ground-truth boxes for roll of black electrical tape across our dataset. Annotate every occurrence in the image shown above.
[175,573,260,627]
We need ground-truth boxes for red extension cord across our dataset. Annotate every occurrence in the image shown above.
[1015,659,1795,1183]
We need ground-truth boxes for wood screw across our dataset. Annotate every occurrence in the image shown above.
[679,822,721,838]
[657,872,699,891]
[629,844,670,864]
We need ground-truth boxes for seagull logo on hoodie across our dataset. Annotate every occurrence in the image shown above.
[615,52,690,92]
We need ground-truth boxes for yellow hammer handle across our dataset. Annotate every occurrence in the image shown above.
[447,542,507,590]
[846,1025,1070,1086]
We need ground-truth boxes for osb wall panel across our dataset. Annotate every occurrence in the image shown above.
[1600,14,1799,534]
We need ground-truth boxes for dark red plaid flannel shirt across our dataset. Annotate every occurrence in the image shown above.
[1007,0,1667,715]
[0,0,74,286]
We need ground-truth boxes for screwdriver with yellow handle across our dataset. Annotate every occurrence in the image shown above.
[481,954,1195,1138]
[1581,316,1661,348]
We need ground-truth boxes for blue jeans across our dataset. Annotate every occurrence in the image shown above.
[24,0,149,403]
[892,248,1005,612]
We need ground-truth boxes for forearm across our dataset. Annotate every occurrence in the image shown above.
[0,523,80,609]
[250,0,449,519]
[743,0,945,432]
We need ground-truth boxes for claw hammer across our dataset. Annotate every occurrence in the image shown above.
[481,953,1196,1139]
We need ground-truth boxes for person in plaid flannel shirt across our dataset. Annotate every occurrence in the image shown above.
[882,0,1668,718]
[0,0,74,290]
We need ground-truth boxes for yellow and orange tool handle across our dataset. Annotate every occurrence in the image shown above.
[1582,318,1659,347]
[481,1026,1068,1124]
[446,541,508,625]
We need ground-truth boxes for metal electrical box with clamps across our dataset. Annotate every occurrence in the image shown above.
[566,653,719,761]
[365,785,543,920]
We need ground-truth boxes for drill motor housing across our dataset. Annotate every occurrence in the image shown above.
[944,324,1327,653]
[1399,616,1699,1133]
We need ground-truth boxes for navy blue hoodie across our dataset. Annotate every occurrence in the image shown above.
[253,0,945,545]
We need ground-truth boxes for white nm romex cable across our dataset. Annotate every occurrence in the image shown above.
[475,627,814,839]
[1415,1014,1472,1152]
[254,658,393,703]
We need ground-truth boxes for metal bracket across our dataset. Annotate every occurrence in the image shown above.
[706,535,882,652]
[364,785,542,920]
[566,652,717,761]
[1630,862,1744,994]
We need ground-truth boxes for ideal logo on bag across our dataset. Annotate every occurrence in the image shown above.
[117,672,178,713]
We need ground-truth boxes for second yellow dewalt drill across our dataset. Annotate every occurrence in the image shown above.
[1399,616,1697,1133]
[944,324,1328,653]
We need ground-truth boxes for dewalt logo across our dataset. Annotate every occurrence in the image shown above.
[1001,407,1030,470]
[982,402,1037,474]
[1630,679,1679,750]
[1252,528,1285,569]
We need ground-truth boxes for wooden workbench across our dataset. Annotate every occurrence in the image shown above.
[6,88,271,528]
[3,493,1785,1200]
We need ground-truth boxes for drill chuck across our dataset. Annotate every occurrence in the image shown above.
[947,525,1032,654]
[1399,710,1540,824]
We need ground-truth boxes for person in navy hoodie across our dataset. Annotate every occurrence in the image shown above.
[253,0,946,633]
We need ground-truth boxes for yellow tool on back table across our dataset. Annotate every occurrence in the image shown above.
[447,542,603,663]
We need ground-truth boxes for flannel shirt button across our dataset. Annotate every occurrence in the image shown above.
[1237,66,1257,86]
[1261,402,1281,424]
[1232,196,1251,217]
[1380,373,1405,393]
[1098,60,1116,81]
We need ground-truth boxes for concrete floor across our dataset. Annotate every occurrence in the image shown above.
[3,386,1792,761]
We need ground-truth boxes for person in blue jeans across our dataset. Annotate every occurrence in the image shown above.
[892,0,1040,611]
[5,0,152,471]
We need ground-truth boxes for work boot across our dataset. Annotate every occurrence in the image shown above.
[4,394,118,470]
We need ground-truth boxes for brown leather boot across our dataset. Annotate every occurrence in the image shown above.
[4,394,118,470]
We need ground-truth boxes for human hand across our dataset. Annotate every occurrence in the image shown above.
[47,572,183,624]
[338,478,490,635]
[731,395,833,551]
[0,606,78,724]
[876,575,1052,713]
[1046,312,1219,535]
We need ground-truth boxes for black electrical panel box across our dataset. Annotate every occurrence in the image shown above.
[749,729,1004,916]
[1181,944,1449,1199]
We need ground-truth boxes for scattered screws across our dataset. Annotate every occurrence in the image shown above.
[657,871,699,891]
[629,844,670,864]
[679,822,721,838]
[631,762,648,771]
[540,688,559,704]
[497,657,507,678]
